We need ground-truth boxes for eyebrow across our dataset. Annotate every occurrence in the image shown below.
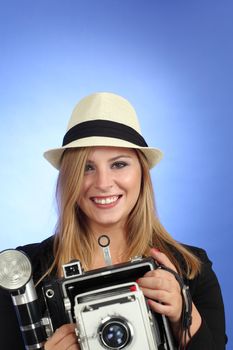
[87,154,133,163]
[109,155,133,161]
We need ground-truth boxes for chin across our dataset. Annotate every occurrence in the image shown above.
[94,217,124,228]
[96,220,120,227]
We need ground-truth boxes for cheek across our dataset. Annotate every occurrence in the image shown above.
[123,169,141,195]
[79,177,91,195]
[133,169,142,200]
[77,179,91,210]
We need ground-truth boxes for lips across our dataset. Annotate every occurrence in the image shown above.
[91,195,121,205]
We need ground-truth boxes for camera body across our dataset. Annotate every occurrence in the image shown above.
[43,257,176,349]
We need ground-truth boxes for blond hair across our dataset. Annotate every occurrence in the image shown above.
[39,147,200,284]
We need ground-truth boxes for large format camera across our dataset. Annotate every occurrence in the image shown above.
[0,249,176,350]
[43,256,176,349]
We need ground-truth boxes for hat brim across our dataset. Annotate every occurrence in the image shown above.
[43,137,163,170]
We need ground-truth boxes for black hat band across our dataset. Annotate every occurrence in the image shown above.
[62,120,148,147]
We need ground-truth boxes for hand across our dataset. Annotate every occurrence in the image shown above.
[137,248,183,326]
[44,324,80,350]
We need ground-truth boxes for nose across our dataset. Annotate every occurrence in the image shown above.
[94,167,114,191]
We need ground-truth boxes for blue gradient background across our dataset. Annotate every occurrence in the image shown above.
[0,1,232,347]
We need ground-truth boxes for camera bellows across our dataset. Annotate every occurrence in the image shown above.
[0,249,32,290]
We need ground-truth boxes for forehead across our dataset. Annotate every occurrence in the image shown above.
[88,146,138,160]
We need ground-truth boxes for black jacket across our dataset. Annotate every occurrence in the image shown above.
[0,236,227,349]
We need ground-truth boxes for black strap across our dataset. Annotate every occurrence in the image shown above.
[158,265,192,350]
[62,120,148,147]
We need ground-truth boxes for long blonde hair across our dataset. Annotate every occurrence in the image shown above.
[40,147,200,283]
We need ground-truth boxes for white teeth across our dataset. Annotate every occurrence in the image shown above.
[93,196,119,204]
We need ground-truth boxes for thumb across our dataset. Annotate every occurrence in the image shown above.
[150,248,177,272]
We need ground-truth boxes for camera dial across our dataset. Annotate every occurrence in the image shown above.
[98,316,133,349]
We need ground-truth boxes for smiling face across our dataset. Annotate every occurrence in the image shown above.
[78,147,142,234]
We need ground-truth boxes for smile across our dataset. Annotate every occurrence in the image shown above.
[91,196,121,205]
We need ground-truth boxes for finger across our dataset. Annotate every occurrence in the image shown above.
[142,268,176,280]
[150,248,177,271]
[45,333,78,350]
[140,288,172,304]
[142,277,178,294]
[138,270,180,292]
[45,324,76,348]
[147,299,181,321]
[50,323,76,344]
[67,345,80,350]
[57,334,78,350]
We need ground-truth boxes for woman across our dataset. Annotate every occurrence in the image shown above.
[0,92,226,349]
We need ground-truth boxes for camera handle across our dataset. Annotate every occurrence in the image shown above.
[157,265,192,350]
[0,249,46,350]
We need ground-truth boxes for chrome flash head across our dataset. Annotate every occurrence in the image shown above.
[0,249,32,291]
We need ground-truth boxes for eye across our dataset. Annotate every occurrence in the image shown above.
[111,161,128,169]
[84,163,94,172]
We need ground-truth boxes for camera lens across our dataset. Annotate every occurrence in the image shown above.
[99,317,133,349]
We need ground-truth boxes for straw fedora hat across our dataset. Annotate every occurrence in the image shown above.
[44,92,163,169]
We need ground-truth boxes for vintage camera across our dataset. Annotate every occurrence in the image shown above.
[0,249,176,350]
[43,256,176,350]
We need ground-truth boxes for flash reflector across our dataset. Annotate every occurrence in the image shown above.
[0,249,32,290]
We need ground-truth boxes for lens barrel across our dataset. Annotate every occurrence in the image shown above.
[98,316,133,349]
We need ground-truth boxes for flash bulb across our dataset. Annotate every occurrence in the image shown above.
[0,249,32,291]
